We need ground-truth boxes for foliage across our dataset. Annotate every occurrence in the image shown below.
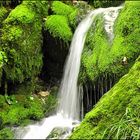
[80,1,140,83]
[45,15,72,42]
[0,86,57,126]
[70,56,140,139]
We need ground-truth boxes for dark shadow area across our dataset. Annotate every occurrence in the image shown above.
[83,74,120,115]
[40,30,69,87]
[0,0,22,8]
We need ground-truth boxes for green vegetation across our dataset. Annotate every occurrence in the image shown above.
[1,1,48,83]
[45,15,72,42]
[0,92,57,139]
[0,1,58,139]
[51,1,74,17]
[70,56,140,139]
[0,1,139,139]
[0,6,8,23]
[80,1,140,83]
[44,1,78,42]
[0,128,14,139]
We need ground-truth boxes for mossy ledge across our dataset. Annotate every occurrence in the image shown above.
[44,1,78,43]
[70,56,140,139]
[80,1,140,83]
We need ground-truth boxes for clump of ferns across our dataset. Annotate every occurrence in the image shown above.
[102,107,140,139]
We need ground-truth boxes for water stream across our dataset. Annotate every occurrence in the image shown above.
[15,6,122,139]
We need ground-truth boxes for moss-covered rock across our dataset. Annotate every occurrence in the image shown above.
[70,56,140,139]
[1,1,48,83]
[80,1,140,83]
[44,1,78,42]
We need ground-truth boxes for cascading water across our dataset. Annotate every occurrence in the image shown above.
[15,5,123,139]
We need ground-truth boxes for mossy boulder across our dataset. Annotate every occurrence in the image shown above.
[70,56,140,139]
[1,1,48,83]
[80,1,140,83]
[44,1,78,42]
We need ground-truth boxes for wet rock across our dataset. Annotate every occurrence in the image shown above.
[38,91,50,97]
[46,127,71,139]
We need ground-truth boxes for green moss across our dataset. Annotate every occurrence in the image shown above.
[80,1,140,83]
[0,6,8,23]
[44,1,79,42]
[45,15,72,42]
[0,95,5,108]
[68,9,78,28]
[5,4,35,24]
[1,1,48,83]
[0,90,57,127]
[51,1,75,17]
[0,128,14,139]
[0,94,45,126]
[27,97,44,120]
[2,25,23,41]
[70,56,140,139]
[89,0,124,8]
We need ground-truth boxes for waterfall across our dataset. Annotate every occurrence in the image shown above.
[57,5,122,120]
[15,5,123,139]
[57,9,109,120]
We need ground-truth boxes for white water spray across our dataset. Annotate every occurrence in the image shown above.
[15,6,123,139]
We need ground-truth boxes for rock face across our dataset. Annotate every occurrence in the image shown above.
[70,57,140,139]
